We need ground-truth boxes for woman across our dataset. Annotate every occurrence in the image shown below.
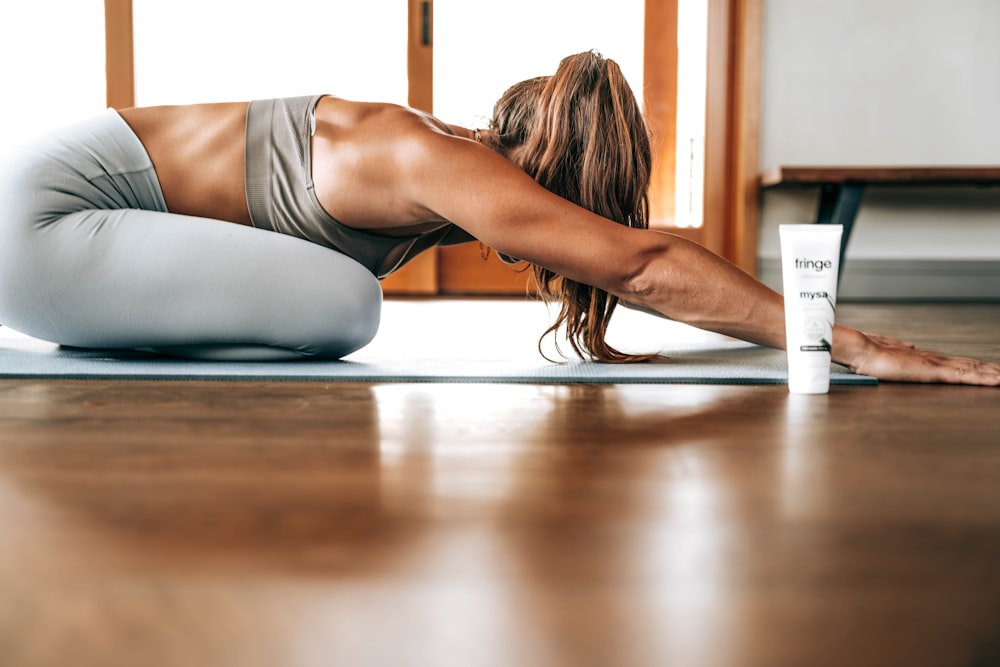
[0,51,997,384]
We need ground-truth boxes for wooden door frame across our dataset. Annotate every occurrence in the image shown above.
[104,0,134,108]
[644,0,679,231]
[648,0,762,276]
[103,0,763,285]
[703,0,763,275]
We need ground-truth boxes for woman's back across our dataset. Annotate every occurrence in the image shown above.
[119,97,469,234]
[119,102,250,225]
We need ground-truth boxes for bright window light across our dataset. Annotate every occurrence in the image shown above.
[674,0,707,228]
[133,1,408,105]
[0,0,105,149]
[433,0,645,127]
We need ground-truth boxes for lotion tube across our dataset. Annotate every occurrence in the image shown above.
[779,224,843,394]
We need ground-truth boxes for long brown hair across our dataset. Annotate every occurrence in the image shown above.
[488,51,655,363]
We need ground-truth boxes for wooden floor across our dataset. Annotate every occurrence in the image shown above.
[1,303,998,667]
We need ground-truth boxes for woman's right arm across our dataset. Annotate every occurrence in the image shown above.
[402,129,789,343]
[401,126,1000,386]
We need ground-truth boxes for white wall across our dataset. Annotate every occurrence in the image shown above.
[758,0,1000,298]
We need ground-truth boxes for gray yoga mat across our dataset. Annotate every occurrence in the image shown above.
[0,333,875,385]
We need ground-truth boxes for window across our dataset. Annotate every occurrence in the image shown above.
[132,0,408,105]
[434,0,645,127]
[674,0,708,229]
[0,0,106,149]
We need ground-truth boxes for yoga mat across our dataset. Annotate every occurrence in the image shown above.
[0,330,875,385]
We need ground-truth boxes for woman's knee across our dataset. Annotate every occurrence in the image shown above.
[338,269,383,352]
[302,260,383,358]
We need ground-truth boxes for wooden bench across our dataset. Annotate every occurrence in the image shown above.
[760,166,1000,272]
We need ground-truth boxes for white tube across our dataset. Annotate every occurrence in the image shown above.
[779,224,843,394]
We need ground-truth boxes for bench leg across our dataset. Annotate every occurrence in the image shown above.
[816,183,865,280]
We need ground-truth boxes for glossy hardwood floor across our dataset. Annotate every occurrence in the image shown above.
[1,303,998,667]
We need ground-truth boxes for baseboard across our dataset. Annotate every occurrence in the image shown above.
[758,258,1000,301]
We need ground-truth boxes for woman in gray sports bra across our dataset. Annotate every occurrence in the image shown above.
[0,51,996,383]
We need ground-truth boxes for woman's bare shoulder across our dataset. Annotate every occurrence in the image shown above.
[391,117,659,293]
[314,96,474,146]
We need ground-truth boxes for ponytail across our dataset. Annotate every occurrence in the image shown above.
[490,51,655,363]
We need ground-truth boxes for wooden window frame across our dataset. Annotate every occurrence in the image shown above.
[645,0,762,276]
[704,0,763,275]
[104,0,134,110]
[103,0,762,293]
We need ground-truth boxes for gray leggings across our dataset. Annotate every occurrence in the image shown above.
[0,110,381,360]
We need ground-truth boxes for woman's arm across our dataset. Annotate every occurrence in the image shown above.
[404,129,1000,386]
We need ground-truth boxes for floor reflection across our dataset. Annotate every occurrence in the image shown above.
[0,380,791,666]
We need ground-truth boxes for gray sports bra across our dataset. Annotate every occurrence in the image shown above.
[244,95,472,278]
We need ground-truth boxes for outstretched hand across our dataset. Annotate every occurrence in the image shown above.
[839,328,1000,386]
